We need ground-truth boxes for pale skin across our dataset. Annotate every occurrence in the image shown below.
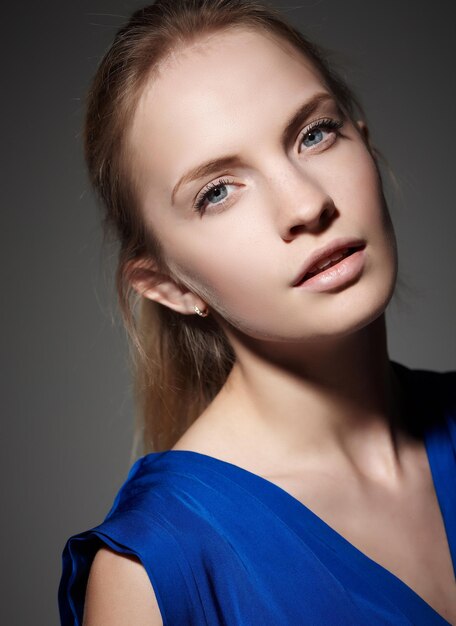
[83,27,456,625]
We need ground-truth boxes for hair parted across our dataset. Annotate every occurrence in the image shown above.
[84,0,377,456]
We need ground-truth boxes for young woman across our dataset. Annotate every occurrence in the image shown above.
[58,1,456,624]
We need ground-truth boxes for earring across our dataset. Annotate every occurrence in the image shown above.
[194,305,208,317]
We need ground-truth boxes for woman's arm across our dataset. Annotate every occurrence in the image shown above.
[82,546,163,626]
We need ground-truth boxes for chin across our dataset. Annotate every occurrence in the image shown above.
[286,265,398,343]
[315,266,398,341]
[323,241,399,338]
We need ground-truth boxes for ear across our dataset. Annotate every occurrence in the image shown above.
[124,256,208,316]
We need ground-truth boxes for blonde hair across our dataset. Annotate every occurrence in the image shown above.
[84,0,384,455]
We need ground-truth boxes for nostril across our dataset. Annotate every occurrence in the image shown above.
[320,205,334,225]
[288,223,306,237]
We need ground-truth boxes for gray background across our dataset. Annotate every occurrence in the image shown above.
[2,1,455,623]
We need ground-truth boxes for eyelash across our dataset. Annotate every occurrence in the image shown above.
[299,117,344,147]
[192,117,344,214]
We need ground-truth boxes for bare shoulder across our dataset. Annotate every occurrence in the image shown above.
[83,546,163,626]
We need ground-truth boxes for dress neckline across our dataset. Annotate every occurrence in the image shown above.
[141,363,455,625]
[143,361,456,625]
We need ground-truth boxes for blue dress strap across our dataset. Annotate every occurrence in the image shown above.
[58,458,204,625]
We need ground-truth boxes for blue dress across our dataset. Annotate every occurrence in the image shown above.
[58,361,456,625]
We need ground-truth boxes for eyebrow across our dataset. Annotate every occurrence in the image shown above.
[171,91,336,204]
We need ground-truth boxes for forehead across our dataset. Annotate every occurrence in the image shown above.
[128,28,327,195]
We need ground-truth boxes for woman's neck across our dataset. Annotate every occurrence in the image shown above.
[203,315,411,483]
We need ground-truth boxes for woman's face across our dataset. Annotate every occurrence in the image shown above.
[128,28,398,343]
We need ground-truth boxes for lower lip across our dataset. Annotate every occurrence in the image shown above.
[295,247,366,292]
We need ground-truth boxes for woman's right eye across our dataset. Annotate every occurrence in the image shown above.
[193,177,236,214]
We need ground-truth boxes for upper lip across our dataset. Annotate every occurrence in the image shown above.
[291,237,366,286]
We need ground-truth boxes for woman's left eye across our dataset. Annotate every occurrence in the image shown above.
[299,117,344,150]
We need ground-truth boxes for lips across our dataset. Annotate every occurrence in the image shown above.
[292,238,366,286]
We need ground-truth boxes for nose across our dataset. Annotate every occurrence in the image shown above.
[270,165,337,241]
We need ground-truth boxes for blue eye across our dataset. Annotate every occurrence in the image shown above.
[300,118,344,150]
[193,177,235,214]
[303,127,325,147]
[206,184,228,205]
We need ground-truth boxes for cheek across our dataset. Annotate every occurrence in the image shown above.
[156,212,278,327]
[336,147,398,289]
[334,142,380,205]
[165,225,264,300]
[333,143,393,235]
